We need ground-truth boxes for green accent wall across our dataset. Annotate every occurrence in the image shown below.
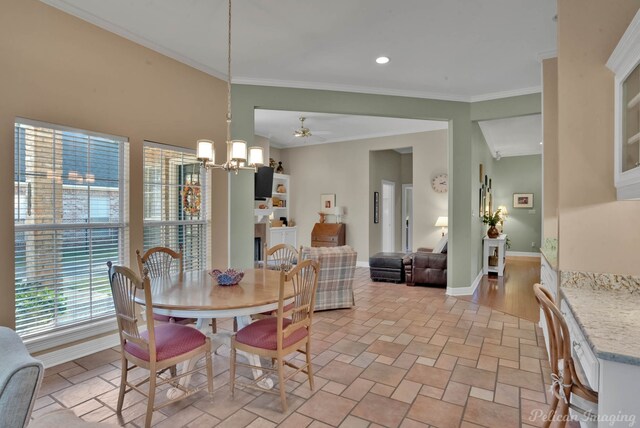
[471,122,496,276]
[230,84,541,289]
[492,155,542,253]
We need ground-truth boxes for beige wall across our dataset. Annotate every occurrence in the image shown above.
[0,0,229,328]
[401,153,413,185]
[542,58,559,241]
[369,150,403,254]
[280,130,447,262]
[557,0,640,275]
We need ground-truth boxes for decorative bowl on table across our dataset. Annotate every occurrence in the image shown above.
[209,268,244,286]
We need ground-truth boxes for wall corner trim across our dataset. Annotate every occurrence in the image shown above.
[446,270,482,296]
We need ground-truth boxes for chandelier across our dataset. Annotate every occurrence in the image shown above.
[197,0,263,173]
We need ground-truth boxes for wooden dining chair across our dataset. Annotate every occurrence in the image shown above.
[252,243,299,322]
[230,259,320,412]
[107,262,213,428]
[136,246,216,333]
[263,243,298,272]
[533,284,598,427]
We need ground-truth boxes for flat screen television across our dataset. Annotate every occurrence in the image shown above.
[254,166,274,200]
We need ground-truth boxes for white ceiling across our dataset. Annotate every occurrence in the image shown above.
[255,110,447,149]
[41,0,557,102]
[478,114,542,158]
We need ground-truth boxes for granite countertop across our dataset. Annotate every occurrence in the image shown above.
[540,238,558,270]
[561,283,640,366]
[540,247,558,270]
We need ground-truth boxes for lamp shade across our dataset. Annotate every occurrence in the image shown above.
[434,216,448,227]
[329,206,345,216]
[197,139,214,162]
[248,146,264,166]
[230,140,247,161]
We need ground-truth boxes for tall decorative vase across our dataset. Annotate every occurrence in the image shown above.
[487,226,500,238]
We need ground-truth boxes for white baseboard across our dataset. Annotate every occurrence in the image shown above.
[446,270,483,296]
[356,261,370,268]
[35,333,120,369]
[506,251,541,258]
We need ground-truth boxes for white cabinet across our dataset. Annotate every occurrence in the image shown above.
[270,226,297,248]
[269,173,296,248]
[539,254,558,358]
[271,173,291,224]
[483,234,507,276]
[607,9,640,200]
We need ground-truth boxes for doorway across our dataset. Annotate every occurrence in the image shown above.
[382,180,395,252]
[402,184,413,252]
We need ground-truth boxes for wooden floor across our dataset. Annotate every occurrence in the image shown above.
[458,257,541,323]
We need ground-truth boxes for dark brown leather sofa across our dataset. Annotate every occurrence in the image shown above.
[402,247,447,286]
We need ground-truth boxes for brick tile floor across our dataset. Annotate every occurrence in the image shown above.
[34,268,562,427]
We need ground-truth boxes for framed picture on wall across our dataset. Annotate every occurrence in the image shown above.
[321,193,336,211]
[373,191,379,224]
[479,187,484,217]
[513,193,534,208]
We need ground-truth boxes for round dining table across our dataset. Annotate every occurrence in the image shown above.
[142,268,294,319]
[135,268,295,396]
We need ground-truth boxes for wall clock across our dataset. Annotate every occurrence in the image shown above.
[431,173,448,193]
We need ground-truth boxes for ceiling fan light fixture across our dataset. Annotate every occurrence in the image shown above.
[294,116,312,138]
[376,56,390,64]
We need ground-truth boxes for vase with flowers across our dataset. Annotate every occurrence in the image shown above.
[482,208,502,238]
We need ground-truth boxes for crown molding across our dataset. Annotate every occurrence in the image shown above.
[493,147,542,159]
[233,77,470,102]
[468,86,541,102]
[537,50,558,62]
[237,77,541,104]
[40,0,227,81]
[269,126,447,149]
[607,9,640,74]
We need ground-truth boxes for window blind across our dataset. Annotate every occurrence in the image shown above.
[143,142,210,272]
[14,118,129,338]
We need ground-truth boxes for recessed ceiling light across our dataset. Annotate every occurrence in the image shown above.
[376,56,390,65]
[540,141,543,145]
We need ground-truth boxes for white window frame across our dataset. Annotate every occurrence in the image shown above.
[142,141,211,271]
[14,118,129,348]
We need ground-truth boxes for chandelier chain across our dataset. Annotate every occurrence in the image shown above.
[226,0,232,142]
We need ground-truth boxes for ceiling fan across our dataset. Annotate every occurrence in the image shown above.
[294,117,312,138]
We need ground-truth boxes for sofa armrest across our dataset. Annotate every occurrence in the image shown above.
[0,327,44,428]
[403,254,415,286]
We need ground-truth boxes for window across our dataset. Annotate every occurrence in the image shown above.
[143,142,210,272]
[14,119,129,338]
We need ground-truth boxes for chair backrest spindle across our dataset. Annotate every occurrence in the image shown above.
[136,245,183,279]
[107,262,156,362]
[264,243,298,272]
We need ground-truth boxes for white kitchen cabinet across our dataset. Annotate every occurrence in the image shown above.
[607,9,640,200]
[539,254,558,357]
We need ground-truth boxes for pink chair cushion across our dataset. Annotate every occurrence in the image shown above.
[124,323,206,362]
[236,317,308,350]
[258,302,295,316]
